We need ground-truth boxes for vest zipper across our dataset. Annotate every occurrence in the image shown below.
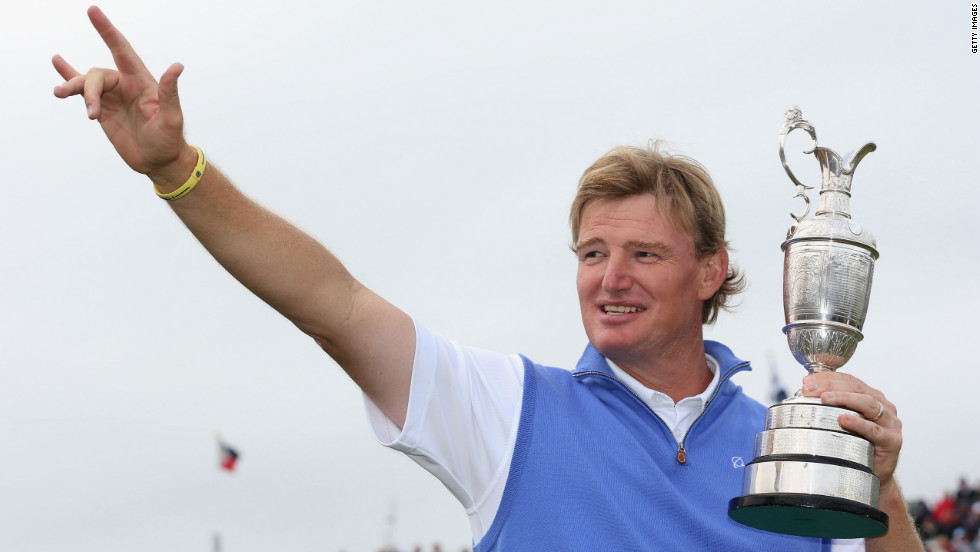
[573,360,750,465]
[675,361,749,463]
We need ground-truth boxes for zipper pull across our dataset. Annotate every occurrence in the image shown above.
[676,444,687,464]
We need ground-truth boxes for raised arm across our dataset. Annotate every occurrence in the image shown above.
[53,6,414,426]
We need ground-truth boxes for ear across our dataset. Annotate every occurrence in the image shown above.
[697,248,728,301]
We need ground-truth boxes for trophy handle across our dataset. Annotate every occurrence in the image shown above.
[779,106,818,223]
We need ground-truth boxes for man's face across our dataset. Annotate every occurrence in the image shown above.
[575,194,725,367]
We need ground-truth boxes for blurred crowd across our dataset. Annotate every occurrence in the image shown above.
[912,478,980,552]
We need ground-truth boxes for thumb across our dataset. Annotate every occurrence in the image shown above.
[158,62,185,130]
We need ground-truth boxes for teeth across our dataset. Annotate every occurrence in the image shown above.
[603,305,641,314]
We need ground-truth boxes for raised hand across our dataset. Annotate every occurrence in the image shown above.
[53,6,194,184]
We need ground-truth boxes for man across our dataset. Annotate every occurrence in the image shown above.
[52,7,923,551]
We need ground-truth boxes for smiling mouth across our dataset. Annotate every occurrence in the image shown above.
[602,305,645,314]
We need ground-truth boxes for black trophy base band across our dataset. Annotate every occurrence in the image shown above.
[748,453,874,475]
[728,493,889,539]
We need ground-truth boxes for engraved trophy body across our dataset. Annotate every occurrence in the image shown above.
[727,107,889,538]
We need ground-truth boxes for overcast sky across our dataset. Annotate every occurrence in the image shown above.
[2,1,978,551]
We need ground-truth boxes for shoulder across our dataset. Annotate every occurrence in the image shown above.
[520,357,577,395]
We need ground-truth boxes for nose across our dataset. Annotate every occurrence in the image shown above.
[601,252,633,293]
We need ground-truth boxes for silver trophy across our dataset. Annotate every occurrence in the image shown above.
[728,106,889,538]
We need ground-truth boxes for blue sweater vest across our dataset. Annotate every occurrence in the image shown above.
[474,341,829,551]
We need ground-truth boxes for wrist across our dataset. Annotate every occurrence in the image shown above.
[879,478,904,505]
[148,144,199,193]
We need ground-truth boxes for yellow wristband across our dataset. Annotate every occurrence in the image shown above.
[155,146,206,201]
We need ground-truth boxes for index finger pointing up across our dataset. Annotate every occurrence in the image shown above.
[87,6,152,78]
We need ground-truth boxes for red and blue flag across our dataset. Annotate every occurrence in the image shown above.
[217,440,240,472]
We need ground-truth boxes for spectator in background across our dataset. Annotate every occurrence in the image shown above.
[916,478,980,551]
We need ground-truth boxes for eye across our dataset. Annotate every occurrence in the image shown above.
[579,250,605,262]
[637,251,662,261]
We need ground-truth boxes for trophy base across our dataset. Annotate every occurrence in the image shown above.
[728,396,890,538]
[728,493,889,539]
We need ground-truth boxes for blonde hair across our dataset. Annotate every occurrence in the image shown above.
[570,142,745,324]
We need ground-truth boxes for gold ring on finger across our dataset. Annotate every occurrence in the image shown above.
[872,401,885,421]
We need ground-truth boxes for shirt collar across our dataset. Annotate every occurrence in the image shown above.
[605,354,721,408]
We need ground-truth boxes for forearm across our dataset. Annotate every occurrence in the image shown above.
[182,188,352,336]
[153,147,362,340]
[865,481,924,552]
[151,148,415,422]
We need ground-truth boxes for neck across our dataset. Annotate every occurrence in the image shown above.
[609,337,714,403]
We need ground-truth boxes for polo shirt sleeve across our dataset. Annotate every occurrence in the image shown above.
[363,318,524,534]
[829,538,865,551]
